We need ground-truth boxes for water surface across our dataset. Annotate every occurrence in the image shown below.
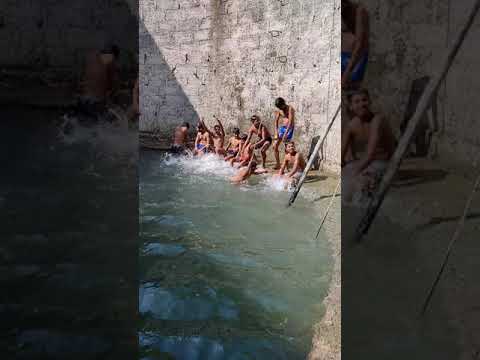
[139,152,332,359]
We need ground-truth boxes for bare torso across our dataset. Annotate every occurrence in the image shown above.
[249,124,271,141]
[198,131,210,146]
[212,132,225,149]
[341,4,369,54]
[229,137,241,150]
[349,115,395,161]
[285,152,306,172]
[276,106,295,128]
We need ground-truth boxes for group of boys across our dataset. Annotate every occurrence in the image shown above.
[171,97,306,186]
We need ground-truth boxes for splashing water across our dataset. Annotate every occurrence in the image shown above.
[57,113,138,170]
[159,153,296,193]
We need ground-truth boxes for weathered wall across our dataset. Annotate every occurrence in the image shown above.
[360,0,480,171]
[0,0,138,78]
[140,0,341,172]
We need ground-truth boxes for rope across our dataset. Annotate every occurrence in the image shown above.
[315,177,341,239]
[420,171,480,316]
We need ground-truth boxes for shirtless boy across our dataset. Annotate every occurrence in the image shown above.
[341,88,396,202]
[230,135,255,168]
[194,123,211,156]
[80,44,120,117]
[273,98,295,169]
[229,160,267,184]
[245,115,273,168]
[203,118,226,156]
[341,0,369,89]
[230,161,258,184]
[171,122,190,154]
[224,127,241,161]
[276,142,306,186]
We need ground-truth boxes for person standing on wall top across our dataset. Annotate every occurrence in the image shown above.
[341,0,369,89]
[273,97,295,170]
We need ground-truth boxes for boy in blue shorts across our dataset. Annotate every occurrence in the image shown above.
[273,97,295,169]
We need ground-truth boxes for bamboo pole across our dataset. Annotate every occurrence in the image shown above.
[354,0,480,241]
[288,103,341,207]
[420,171,480,316]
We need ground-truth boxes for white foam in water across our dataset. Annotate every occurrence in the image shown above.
[57,114,138,167]
[160,152,307,195]
[263,175,291,192]
[162,153,237,179]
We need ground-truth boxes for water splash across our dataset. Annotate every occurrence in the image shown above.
[57,113,138,170]
[159,153,302,194]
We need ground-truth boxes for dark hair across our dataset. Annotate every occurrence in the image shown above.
[346,88,370,103]
[250,115,260,123]
[182,122,190,128]
[233,127,240,134]
[275,97,286,108]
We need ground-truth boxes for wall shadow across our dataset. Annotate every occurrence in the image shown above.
[139,20,199,136]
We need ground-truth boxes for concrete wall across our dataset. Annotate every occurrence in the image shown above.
[360,0,480,171]
[0,0,138,78]
[140,0,341,172]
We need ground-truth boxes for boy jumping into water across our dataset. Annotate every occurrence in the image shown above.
[245,115,273,169]
[194,122,211,156]
[273,98,295,169]
[275,142,306,186]
[341,88,396,203]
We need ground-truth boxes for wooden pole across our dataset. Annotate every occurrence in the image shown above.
[288,103,341,207]
[354,0,480,241]
[420,171,480,316]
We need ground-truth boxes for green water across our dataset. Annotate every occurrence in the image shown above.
[139,152,332,360]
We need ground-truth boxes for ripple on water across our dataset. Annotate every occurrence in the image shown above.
[140,283,239,321]
[142,243,187,257]
[139,151,330,359]
[139,332,300,360]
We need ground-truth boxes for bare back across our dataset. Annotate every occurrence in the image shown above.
[83,52,114,100]
[174,126,188,146]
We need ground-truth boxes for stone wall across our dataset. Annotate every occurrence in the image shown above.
[360,0,480,171]
[140,0,341,172]
[0,0,138,78]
